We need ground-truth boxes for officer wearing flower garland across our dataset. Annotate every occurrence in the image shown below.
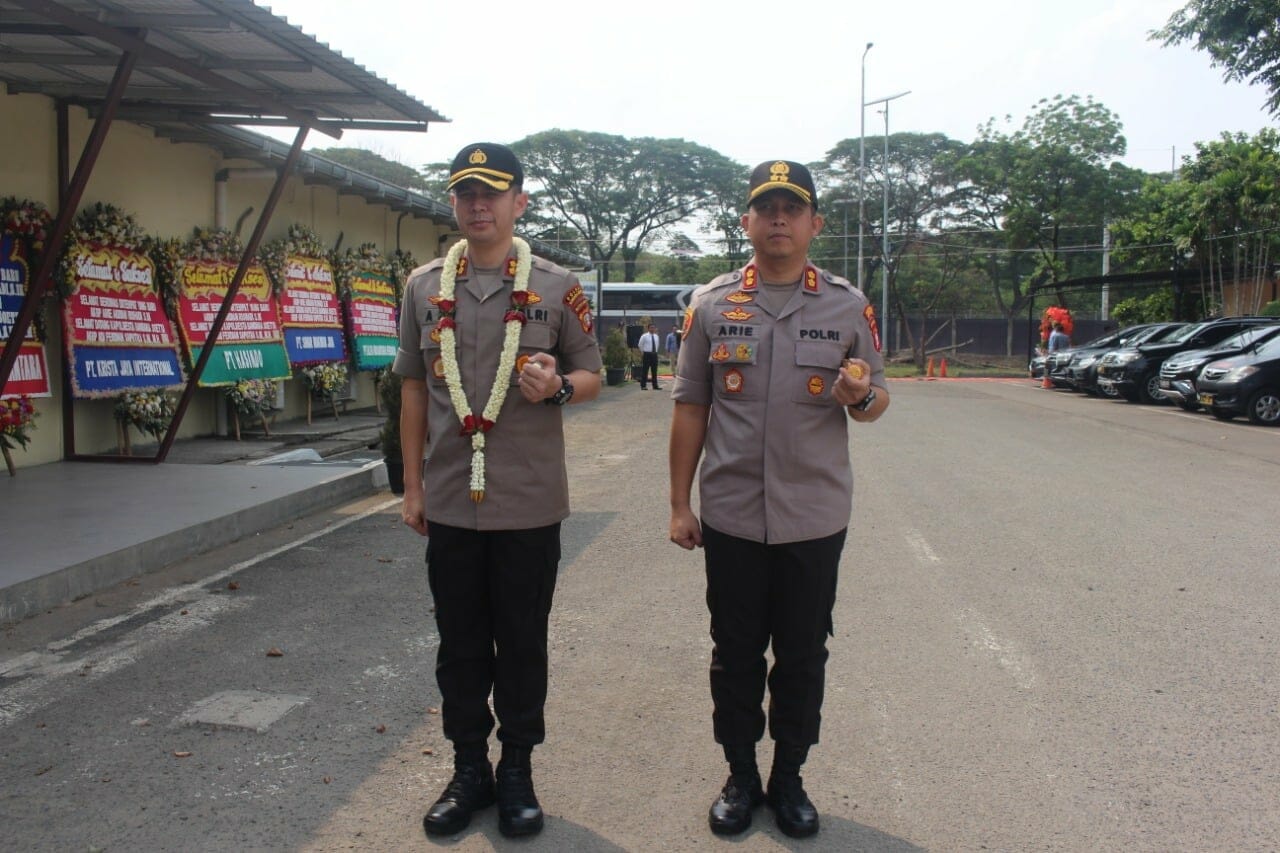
[393,142,602,838]
[668,160,889,838]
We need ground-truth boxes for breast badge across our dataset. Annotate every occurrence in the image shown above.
[711,342,730,362]
[725,291,754,305]
[429,327,442,343]
[807,374,825,396]
[735,343,754,361]
[515,354,530,374]
[721,307,754,322]
[724,368,744,394]
[431,355,445,379]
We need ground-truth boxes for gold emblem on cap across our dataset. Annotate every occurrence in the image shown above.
[468,148,488,165]
[769,161,791,184]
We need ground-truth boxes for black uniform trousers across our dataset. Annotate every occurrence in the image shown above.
[641,350,659,388]
[702,522,845,747]
[425,521,561,749]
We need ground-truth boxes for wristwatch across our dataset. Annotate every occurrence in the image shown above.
[848,387,877,413]
[545,374,574,406]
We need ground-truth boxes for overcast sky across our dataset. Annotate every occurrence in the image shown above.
[259,0,1273,178]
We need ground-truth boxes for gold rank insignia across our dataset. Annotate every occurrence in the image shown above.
[711,342,730,361]
[742,265,758,290]
[455,256,469,277]
[721,307,754,322]
[725,291,754,304]
[807,374,825,396]
[804,266,819,292]
[469,148,488,165]
[505,257,518,278]
[524,290,542,305]
[735,343,754,361]
[431,355,445,378]
[428,294,445,305]
[724,368,744,393]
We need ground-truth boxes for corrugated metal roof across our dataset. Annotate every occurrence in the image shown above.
[0,0,448,137]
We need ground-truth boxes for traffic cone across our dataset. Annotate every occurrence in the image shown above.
[926,357,935,379]
[1041,366,1053,389]
[939,358,948,378]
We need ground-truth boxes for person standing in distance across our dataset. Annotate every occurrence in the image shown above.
[665,324,681,365]
[639,322,661,389]
[393,142,602,839]
[668,160,889,839]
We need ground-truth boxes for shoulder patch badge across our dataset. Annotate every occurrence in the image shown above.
[682,306,695,337]
[863,304,882,352]
[565,283,593,333]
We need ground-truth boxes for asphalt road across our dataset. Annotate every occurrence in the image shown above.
[2,378,1279,852]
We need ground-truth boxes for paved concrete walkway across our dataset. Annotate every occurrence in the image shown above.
[2,409,390,625]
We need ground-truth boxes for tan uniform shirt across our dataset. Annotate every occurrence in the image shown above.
[392,252,602,530]
[672,259,885,544]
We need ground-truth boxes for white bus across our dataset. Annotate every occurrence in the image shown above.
[597,282,696,343]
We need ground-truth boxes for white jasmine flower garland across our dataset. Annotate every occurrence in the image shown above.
[437,237,532,502]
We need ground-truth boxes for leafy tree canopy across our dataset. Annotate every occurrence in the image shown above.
[511,129,740,281]
[313,147,429,190]
[1155,0,1280,116]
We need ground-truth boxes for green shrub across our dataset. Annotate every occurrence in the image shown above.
[378,370,402,462]
[603,327,629,370]
[1261,300,1280,317]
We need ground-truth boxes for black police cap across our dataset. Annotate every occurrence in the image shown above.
[747,160,818,210]
[447,143,524,192]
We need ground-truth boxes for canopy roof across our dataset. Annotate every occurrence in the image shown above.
[0,0,447,137]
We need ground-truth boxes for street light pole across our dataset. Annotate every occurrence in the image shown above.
[865,89,909,354]
[857,42,873,293]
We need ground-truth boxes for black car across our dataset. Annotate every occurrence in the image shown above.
[1063,323,1182,396]
[1196,333,1280,425]
[1156,322,1280,410]
[1096,317,1280,404]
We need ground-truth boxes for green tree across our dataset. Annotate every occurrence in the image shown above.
[954,95,1138,352]
[815,132,972,354]
[1154,0,1280,116]
[313,147,429,190]
[511,130,739,282]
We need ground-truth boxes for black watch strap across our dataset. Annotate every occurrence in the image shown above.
[849,387,877,413]
[545,374,574,406]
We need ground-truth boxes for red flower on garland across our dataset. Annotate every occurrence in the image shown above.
[458,414,495,436]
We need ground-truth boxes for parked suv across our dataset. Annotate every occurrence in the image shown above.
[1064,323,1182,396]
[1096,317,1279,404]
[1156,322,1280,409]
[1196,333,1280,424]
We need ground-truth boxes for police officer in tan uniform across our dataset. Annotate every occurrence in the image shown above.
[669,159,889,838]
[394,142,602,838]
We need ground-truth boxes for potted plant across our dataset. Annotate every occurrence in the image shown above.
[378,369,405,494]
[603,327,630,386]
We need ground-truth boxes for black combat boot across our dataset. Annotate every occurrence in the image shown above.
[422,743,496,837]
[708,743,764,835]
[766,743,819,838]
[496,744,544,837]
